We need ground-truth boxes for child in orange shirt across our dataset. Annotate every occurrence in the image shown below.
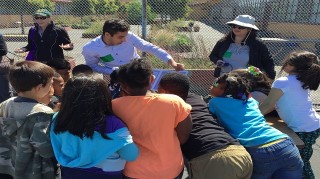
[112,59,192,179]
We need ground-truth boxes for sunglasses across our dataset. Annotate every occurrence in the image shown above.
[34,16,47,20]
[231,25,246,30]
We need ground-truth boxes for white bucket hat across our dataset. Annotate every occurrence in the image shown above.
[226,15,259,30]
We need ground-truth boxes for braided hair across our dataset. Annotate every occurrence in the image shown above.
[216,73,251,102]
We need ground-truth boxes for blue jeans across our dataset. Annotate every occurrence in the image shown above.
[246,138,303,179]
[61,167,123,179]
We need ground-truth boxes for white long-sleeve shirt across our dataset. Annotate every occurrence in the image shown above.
[82,32,172,75]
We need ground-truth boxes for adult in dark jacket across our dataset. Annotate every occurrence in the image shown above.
[0,33,7,60]
[15,9,73,63]
[209,15,276,79]
[0,33,10,103]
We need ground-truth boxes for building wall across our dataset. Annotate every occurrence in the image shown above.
[188,0,221,21]
[268,22,320,39]
[267,22,320,49]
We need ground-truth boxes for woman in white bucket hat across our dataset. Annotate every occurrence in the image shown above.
[209,15,275,80]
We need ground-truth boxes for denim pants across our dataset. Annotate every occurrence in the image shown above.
[246,138,303,179]
[61,167,123,179]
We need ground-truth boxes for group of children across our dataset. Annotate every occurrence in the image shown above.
[0,50,319,179]
[208,50,320,179]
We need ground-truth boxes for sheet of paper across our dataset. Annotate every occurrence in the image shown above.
[151,69,188,91]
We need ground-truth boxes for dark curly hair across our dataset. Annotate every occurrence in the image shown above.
[280,50,320,90]
[159,72,190,100]
[230,68,271,95]
[117,59,153,91]
[216,73,251,102]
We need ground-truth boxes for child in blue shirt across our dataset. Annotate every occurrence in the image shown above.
[208,73,303,179]
[50,75,139,179]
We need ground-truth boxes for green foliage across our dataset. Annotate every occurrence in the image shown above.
[71,24,90,29]
[148,0,191,20]
[29,0,55,11]
[71,0,96,18]
[95,0,119,15]
[174,34,192,46]
[118,2,127,13]
[83,21,104,35]
[55,16,81,26]
[81,16,94,25]
[149,29,192,51]
[165,19,189,31]
[149,29,176,47]
[126,1,156,25]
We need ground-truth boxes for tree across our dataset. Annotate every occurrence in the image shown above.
[148,0,191,20]
[0,0,55,34]
[70,0,96,22]
[95,0,119,16]
[29,0,55,10]
[126,1,156,25]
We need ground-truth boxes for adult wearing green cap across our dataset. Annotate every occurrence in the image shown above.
[15,9,73,63]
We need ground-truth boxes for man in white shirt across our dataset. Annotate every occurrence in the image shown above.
[82,19,184,75]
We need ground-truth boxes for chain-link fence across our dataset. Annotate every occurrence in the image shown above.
[0,0,319,108]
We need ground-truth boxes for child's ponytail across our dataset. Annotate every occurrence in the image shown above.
[298,63,320,90]
[281,51,320,90]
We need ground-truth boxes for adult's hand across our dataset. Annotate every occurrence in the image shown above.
[14,47,26,53]
[168,59,185,71]
[60,43,74,50]
[174,63,185,71]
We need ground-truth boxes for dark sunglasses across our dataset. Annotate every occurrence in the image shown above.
[34,16,47,20]
[231,25,246,29]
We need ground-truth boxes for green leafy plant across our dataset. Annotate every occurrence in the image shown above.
[95,0,119,16]
[83,21,103,36]
[174,34,192,46]
[148,0,191,20]
[149,29,192,52]
[148,29,176,47]
[71,24,90,29]
[126,1,156,25]
[55,16,82,27]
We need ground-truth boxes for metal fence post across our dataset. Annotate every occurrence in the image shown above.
[141,0,147,58]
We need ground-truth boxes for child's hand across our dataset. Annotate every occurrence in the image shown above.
[216,60,225,67]
[53,102,61,112]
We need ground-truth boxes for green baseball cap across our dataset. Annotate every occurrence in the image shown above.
[34,9,52,17]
